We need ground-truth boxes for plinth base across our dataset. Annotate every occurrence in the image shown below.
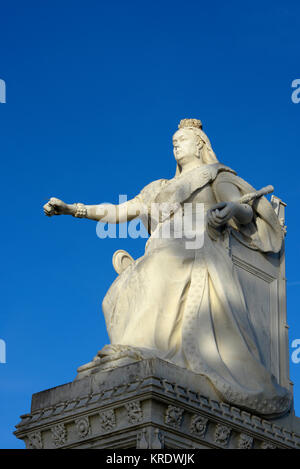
[14,358,300,449]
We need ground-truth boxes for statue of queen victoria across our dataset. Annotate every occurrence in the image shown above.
[43,118,292,418]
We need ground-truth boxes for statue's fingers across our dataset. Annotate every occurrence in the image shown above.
[211,211,223,223]
[43,203,52,213]
[207,213,220,228]
[48,201,62,213]
[212,215,224,227]
[49,197,61,206]
[207,213,213,225]
[212,212,223,221]
[207,211,214,223]
[44,208,53,216]
[211,213,218,224]
[208,210,218,221]
[209,220,220,228]
[211,202,227,211]
[217,212,232,224]
[218,206,231,219]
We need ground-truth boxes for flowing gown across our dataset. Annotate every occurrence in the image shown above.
[102,163,292,416]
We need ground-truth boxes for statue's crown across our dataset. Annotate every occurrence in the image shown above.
[178,118,202,130]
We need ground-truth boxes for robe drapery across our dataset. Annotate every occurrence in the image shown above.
[102,164,291,416]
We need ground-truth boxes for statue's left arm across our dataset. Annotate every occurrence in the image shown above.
[208,180,253,229]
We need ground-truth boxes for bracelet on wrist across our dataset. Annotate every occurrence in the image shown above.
[73,203,87,218]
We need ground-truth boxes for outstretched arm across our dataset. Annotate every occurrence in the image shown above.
[43,197,142,223]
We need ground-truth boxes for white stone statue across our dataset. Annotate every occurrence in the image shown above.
[43,118,291,417]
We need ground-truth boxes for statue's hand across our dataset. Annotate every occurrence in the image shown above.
[43,197,70,217]
[207,202,237,228]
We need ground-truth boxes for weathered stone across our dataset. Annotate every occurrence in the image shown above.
[14,358,300,449]
[15,118,299,449]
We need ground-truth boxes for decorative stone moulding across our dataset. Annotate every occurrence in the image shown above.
[14,359,300,449]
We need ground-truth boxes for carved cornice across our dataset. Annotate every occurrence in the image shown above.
[14,372,300,449]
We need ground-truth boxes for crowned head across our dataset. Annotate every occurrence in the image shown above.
[178,118,203,130]
[173,118,218,175]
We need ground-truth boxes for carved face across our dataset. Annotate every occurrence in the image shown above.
[172,128,203,166]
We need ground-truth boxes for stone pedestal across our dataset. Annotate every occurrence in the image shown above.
[14,358,300,449]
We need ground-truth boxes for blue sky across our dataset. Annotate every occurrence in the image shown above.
[0,0,300,448]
